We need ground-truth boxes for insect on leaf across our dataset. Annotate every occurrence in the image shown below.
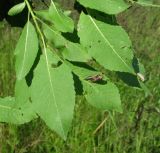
[67,62,122,112]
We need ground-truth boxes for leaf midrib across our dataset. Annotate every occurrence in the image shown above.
[43,45,66,138]
[19,21,30,78]
[88,15,133,73]
[44,23,85,57]
[51,0,70,30]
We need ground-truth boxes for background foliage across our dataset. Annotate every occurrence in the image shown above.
[0,0,160,153]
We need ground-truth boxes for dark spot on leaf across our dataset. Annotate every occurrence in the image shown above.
[51,61,62,68]
[29,97,32,103]
[18,107,21,110]
[98,40,101,43]
[21,113,24,116]
[51,64,57,68]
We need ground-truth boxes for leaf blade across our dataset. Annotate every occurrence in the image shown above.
[83,81,122,112]
[78,13,135,73]
[8,2,26,16]
[0,96,36,124]
[49,1,74,32]
[77,0,130,14]
[31,51,75,139]
[43,24,91,62]
[67,62,122,112]
[15,21,39,80]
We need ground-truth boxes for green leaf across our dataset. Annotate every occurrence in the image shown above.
[35,10,51,22]
[67,62,122,112]
[78,13,135,73]
[77,0,130,15]
[31,50,75,139]
[0,79,36,125]
[43,25,66,47]
[0,97,36,124]
[15,79,30,105]
[8,2,26,16]
[83,81,122,112]
[66,61,100,79]
[15,21,39,80]
[62,42,91,62]
[43,25,91,62]
[49,1,74,32]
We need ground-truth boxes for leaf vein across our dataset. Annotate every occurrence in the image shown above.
[89,15,133,73]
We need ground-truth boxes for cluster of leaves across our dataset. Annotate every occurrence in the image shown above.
[0,0,155,139]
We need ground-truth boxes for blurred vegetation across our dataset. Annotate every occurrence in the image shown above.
[0,1,160,153]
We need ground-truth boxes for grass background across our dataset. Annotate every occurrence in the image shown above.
[0,1,160,153]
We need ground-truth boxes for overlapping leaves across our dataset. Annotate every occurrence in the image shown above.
[0,0,146,139]
[78,13,135,73]
[31,51,75,139]
[0,80,36,124]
